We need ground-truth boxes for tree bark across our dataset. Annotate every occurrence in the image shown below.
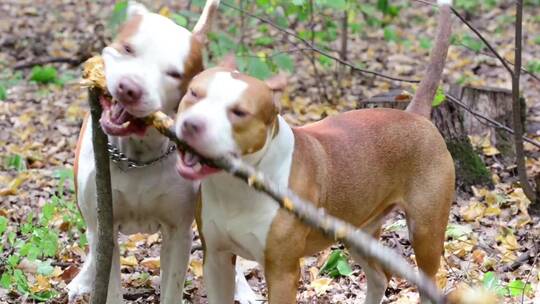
[88,87,114,304]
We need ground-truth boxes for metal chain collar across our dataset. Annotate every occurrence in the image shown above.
[107,142,177,171]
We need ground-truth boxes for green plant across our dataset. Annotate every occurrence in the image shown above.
[30,66,58,84]
[319,249,353,278]
[0,168,86,301]
[5,154,27,171]
[482,271,533,297]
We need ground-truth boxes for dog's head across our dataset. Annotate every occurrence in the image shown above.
[174,57,287,180]
[100,0,219,137]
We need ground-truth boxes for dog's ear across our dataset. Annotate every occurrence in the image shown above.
[217,54,237,70]
[192,0,220,44]
[265,73,288,92]
[265,73,288,113]
[127,1,149,18]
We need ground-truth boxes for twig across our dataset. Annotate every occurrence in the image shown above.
[511,0,536,202]
[451,7,514,76]
[146,111,446,304]
[88,87,115,304]
[13,57,86,70]
[221,1,421,84]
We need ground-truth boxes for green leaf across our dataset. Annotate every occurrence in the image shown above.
[336,259,353,276]
[507,279,532,297]
[254,37,274,46]
[383,26,398,43]
[445,223,472,240]
[5,154,26,171]
[534,36,540,45]
[0,272,11,289]
[319,0,347,9]
[482,272,499,289]
[432,87,446,107]
[420,37,432,50]
[273,53,295,73]
[320,250,353,278]
[0,85,6,101]
[171,13,188,27]
[246,57,272,80]
[7,255,20,268]
[37,261,54,276]
[461,35,484,52]
[109,1,128,30]
[0,216,7,236]
[30,66,58,84]
[13,269,30,294]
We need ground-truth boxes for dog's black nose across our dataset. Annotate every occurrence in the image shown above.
[117,77,142,104]
[182,118,205,136]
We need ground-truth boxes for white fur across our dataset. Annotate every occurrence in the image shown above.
[176,71,248,158]
[68,3,258,303]
[102,11,192,118]
[437,0,452,5]
[201,116,295,303]
[127,1,148,18]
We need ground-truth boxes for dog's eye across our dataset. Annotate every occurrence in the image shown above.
[123,44,134,55]
[190,89,198,98]
[230,107,249,118]
[167,70,183,80]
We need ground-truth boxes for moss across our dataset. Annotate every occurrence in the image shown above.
[446,138,492,188]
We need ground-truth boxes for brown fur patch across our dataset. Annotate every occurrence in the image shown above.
[74,113,89,213]
[180,37,204,98]
[110,14,143,53]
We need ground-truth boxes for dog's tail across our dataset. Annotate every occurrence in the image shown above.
[193,0,221,39]
[406,0,453,118]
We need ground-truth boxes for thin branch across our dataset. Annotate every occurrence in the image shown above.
[451,7,514,76]
[411,0,514,77]
[221,1,421,84]
[445,94,540,148]
[511,0,536,202]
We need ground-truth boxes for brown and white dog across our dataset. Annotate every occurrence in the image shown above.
[69,1,258,303]
[173,0,455,303]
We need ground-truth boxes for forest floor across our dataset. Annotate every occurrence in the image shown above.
[1,0,540,303]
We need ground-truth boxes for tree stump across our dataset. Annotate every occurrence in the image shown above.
[448,85,519,159]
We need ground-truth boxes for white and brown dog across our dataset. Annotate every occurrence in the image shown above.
[69,1,257,303]
[174,1,455,303]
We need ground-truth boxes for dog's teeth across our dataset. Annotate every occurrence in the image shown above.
[193,163,202,172]
[121,121,131,128]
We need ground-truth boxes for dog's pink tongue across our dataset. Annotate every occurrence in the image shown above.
[110,103,131,124]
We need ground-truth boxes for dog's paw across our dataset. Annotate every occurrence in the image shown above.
[233,277,264,304]
[66,279,92,303]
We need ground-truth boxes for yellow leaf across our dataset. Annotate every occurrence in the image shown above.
[120,255,138,267]
[146,233,160,246]
[0,173,29,196]
[158,6,171,18]
[501,233,520,251]
[460,201,485,222]
[310,277,332,295]
[31,275,51,293]
[484,206,501,217]
[140,257,160,270]
[189,259,203,277]
[482,146,500,156]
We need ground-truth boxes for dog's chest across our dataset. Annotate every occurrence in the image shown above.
[111,157,196,234]
[201,176,280,263]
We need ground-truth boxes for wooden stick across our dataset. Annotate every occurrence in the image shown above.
[88,87,115,304]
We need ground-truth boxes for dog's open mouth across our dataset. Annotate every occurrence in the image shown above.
[176,150,221,180]
[99,95,147,137]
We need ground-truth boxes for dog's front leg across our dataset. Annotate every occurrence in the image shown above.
[204,250,236,304]
[266,258,301,304]
[160,222,193,303]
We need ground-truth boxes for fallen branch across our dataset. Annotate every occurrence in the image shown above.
[82,56,445,303]
[88,87,115,304]
[13,56,86,70]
